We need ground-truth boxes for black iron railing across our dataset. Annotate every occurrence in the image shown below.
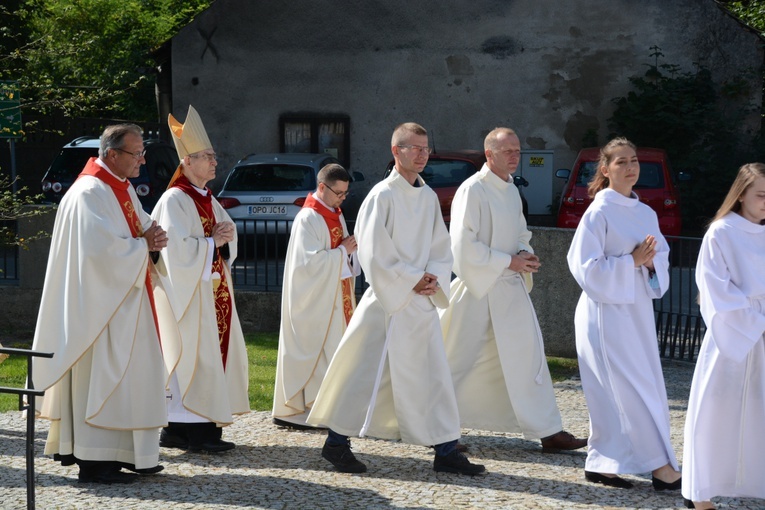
[0,219,20,285]
[0,347,54,510]
[230,219,369,296]
[654,236,705,362]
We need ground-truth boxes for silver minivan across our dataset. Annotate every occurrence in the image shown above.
[217,153,364,240]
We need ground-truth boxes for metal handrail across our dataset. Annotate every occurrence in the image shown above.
[0,347,54,510]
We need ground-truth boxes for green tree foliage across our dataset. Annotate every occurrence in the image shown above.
[0,175,48,248]
[721,1,765,35]
[1,0,212,122]
[608,48,761,233]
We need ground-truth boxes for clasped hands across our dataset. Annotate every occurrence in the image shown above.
[212,221,235,247]
[631,234,657,271]
[144,221,168,252]
[510,251,541,274]
[414,272,440,296]
[340,234,358,255]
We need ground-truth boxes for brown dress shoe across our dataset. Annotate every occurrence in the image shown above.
[540,431,587,452]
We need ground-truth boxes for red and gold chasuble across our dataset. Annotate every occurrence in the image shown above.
[78,158,160,337]
[302,193,354,324]
[171,175,234,370]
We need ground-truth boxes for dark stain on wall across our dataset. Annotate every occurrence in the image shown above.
[481,36,523,59]
[564,111,600,150]
[526,137,547,150]
[446,55,475,75]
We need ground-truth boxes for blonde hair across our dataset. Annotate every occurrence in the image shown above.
[711,162,765,223]
[391,122,427,146]
[587,137,637,198]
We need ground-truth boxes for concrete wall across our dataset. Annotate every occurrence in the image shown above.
[0,210,580,357]
[169,0,763,198]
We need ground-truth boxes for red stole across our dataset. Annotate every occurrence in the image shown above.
[302,193,354,324]
[171,175,234,370]
[78,158,160,338]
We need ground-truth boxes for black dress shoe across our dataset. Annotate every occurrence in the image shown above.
[78,468,138,484]
[684,498,694,509]
[188,439,236,453]
[160,428,189,450]
[321,441,367,473]
[584,470,633,489]
[433,450,486,476]
[541,431,588,453]
[652,475,681,491]
[118,463,165,475]
[272,418,324,431]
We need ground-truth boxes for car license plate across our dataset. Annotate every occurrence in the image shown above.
[247,205,286,215]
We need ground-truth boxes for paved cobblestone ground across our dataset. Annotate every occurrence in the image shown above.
[1,361,762,509]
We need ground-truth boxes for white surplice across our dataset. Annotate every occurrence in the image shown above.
[567,188,679,474]
[306,169,461,446]
[439,164,562,438]
[272,198,359,424]
[33,167,167,469]
[151,187,250,425]
[682,212,765,502]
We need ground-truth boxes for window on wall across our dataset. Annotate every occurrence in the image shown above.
[280,115,350,167]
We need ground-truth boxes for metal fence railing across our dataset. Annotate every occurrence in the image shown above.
[0,346,54,510]
[230,220,705,361]
[654,236,705,362]
[1,220,20,284]
[0,244,19,284]
[230,219,369,296]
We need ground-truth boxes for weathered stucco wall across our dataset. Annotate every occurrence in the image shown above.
[169,0,762,197]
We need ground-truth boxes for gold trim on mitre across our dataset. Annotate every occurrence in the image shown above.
[168,105,212,160]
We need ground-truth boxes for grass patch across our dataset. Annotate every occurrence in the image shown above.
[1,333,579,414]
[245,332,278,411]
[547,356,580,382]
[0,351,28,413]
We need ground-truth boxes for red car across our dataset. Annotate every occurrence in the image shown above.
[384,150,528,223]
[555,147,682,236]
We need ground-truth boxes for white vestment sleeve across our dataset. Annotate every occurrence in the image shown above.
[202,237,214,282]
[451,183,513,299]
[355,191,424,313]
[567,211,636,304]
[151,188,212,320]
[697,232,765,362]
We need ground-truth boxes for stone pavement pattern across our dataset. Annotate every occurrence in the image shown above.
[1,361,762,509]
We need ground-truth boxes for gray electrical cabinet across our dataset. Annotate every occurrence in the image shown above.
[517,150,554,215]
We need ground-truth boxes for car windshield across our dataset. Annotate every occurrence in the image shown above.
[145,144,178,190]
[575,161,665,189]
[46,148,98,180]
[633,162,665,189]
[225,164,316,192]
[420,160,477,188]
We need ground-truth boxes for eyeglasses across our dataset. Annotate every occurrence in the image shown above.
[189,152,217,162]
[114,147,146,159]
[324,183,349,199]
[397,144,432,154]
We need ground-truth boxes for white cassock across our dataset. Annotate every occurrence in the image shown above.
[682,212,765,502]
[567,188,679,474]
[272,195,359,425]
[440,164,563,438]
[307,169,461,446]
[33,162,167,469]
[151,187,250,425]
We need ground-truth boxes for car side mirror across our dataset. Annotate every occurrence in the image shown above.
[352,171,365,182]
[676,171,692,182]
[513,175,529,187]
[555,169,571,180]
